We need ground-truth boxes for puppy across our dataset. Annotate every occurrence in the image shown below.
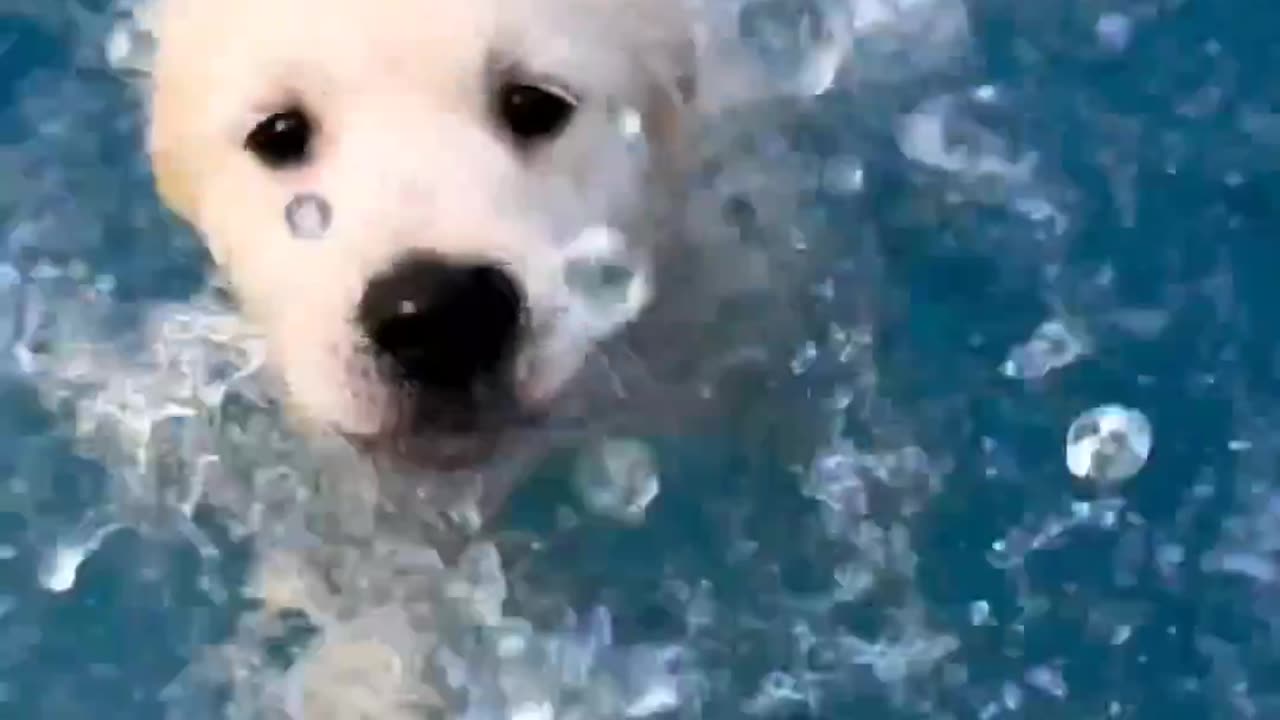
[147,0,706,489]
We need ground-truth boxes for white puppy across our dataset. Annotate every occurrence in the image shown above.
[147,0,704,483]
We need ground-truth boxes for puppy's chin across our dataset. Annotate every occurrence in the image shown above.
[344,429,503,473]
[338,398,553,474]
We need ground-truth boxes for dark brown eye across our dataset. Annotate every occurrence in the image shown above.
[495,82,577,144]
[244,107,313,168]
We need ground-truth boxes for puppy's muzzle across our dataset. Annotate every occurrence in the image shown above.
[357,252,525,432]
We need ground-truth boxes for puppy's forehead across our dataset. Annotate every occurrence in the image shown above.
[158,0,494,96]
[155,0,659,100]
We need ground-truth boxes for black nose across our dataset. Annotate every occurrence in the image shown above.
[357,254,524,395]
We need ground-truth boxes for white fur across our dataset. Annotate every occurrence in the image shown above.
[147,0,700,459]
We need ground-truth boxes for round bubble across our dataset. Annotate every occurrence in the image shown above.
[285,192,333,240]
[1065,404,1153,483]
[573,438,660,524]
[560,226,652,338]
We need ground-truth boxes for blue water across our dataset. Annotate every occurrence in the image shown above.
[3,0,1280,718]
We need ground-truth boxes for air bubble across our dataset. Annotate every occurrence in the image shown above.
[625,681,680,717]
[739,0,847,95]
[1095,13,1134,52]
[1025,664,1067,698]
[968,600,992,626]
[104,11,157,75]
[285,192,333,240]
[565,258,636,308]
[617,107,644,139]
[789,340,819,375]
[561,226,652,339]
[38,521,123,593]
[822,155,866,194]
[1000,319,1089,379]
[1065,404,1152,483]
[510,700,554,720]
[1001,681,1024,710]
[573,438,660,524]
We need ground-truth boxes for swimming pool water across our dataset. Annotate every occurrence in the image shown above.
[3,0,1280,718]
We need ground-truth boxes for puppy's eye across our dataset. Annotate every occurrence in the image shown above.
[496,82,577,144]
[245,107,314,168]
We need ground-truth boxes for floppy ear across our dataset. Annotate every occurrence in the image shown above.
[142,0,241,267]
[148,76,241,269]
[144,0,198,222]
[149,118,196,224]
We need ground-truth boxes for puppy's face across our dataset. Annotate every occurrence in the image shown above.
[148,0,696,469]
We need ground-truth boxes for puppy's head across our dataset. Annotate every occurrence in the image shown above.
[148,0,698,469]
